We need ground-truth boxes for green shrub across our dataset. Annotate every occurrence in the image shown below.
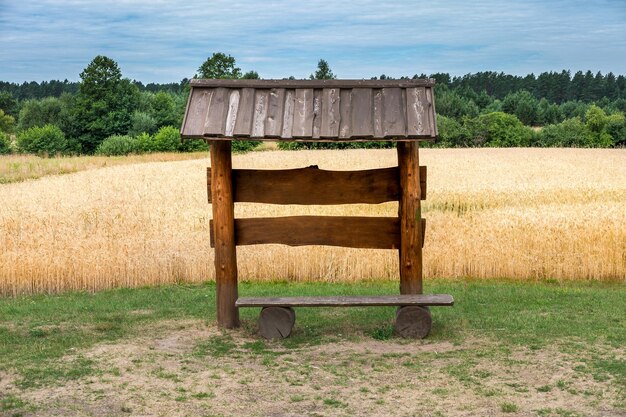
[435,115,470,147]
[17,124,69,156]
[276,140,391,151]
[0,131,12,154]
[466,112,533,147]
[95,134,140,156]
[232,140,260,152]
[136,132,155,153]
[606,112,626,147]
[537,118,595,147]
[179,138,209,152]
[152,126,180,152]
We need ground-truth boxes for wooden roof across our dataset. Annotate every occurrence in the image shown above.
[181,79,438,141]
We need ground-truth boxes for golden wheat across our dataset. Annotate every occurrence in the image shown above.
[1,148,624,296]
[0,152,206,184]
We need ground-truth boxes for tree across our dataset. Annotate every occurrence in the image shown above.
[242,70,260,79]
[538,98,562,125]
[0,109,15,133]
[17,97,65,132]
[0,92,19,118]
[310,59,336,80]
[0,131,11,154]
[72,55,140,153]
[502,90,539,125]
[197,53,242,79]
[128,111,157,136]
[435,89,479,119]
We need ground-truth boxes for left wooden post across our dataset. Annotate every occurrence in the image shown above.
[210,140,240,328]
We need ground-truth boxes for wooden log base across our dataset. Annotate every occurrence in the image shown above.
[258,307,296,340]
[394,306,432,339]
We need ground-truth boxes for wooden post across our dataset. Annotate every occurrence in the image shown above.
[210,140,240,328]
[397,141,423,294]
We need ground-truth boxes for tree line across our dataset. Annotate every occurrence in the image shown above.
[1,53,625,156]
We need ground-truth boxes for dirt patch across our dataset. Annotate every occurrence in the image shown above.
[6,320,625,417]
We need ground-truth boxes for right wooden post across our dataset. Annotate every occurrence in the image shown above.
[397,141,423,295]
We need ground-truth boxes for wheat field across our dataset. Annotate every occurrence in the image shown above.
[1,148,624,296]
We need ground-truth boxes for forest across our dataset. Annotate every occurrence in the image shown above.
[1,53,625,156]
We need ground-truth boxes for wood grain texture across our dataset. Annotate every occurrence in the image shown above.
[251,89,269,137]
[397,141,423,294]
[204,87,229,136]
[321,88,340,137]
[312,89,322,139]
[206,166,427,204]
[339,89,352,138]
[394,306,432,339]
[210,216,400,249]
[420,165,427,200]
[183,83,438,141]
[206,166,398,205]
[182,89,212,137]
[293,89,314,137]
[236,294,454,307]
[383,88,406,137]
[426,87,437,136]
[210,141,239,328]
[233,88,255,137]
[191,79,436,88]
[264,88,285,137]
[258,307,295,339]
[281,89,296,138]
[406,87,425,137]
[350,88,374,137]
[373,89,383,138]
[223,89,240,137]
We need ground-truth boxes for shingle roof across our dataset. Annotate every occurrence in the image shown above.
[181,79,437,141]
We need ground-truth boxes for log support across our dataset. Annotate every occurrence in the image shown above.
[394,306,432,339]
[258,307,296,339]
[210,140,239,329]
[397,141,423,295]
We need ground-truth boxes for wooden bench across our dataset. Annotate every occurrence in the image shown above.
[237,294,454,339]
[181,79,453,341]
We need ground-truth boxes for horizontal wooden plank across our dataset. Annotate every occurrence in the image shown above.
[191,79,436,89]
[210,216,400,249]
[236,294,454,307]
[207,166,397,205]
[206,166,427,204]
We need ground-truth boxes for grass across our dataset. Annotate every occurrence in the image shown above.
[1,148,624,296]
[0,152,206,184]
[0,279,624,389]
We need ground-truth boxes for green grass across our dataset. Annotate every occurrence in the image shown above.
[0,279,624,389]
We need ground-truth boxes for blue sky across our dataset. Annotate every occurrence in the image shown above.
[1,0,625,83]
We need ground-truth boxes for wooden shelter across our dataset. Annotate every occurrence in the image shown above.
[181,79,453,339]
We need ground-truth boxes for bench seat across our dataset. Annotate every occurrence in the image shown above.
[236,294,454,308]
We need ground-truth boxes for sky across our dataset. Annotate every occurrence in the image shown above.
[1,0,625,84]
